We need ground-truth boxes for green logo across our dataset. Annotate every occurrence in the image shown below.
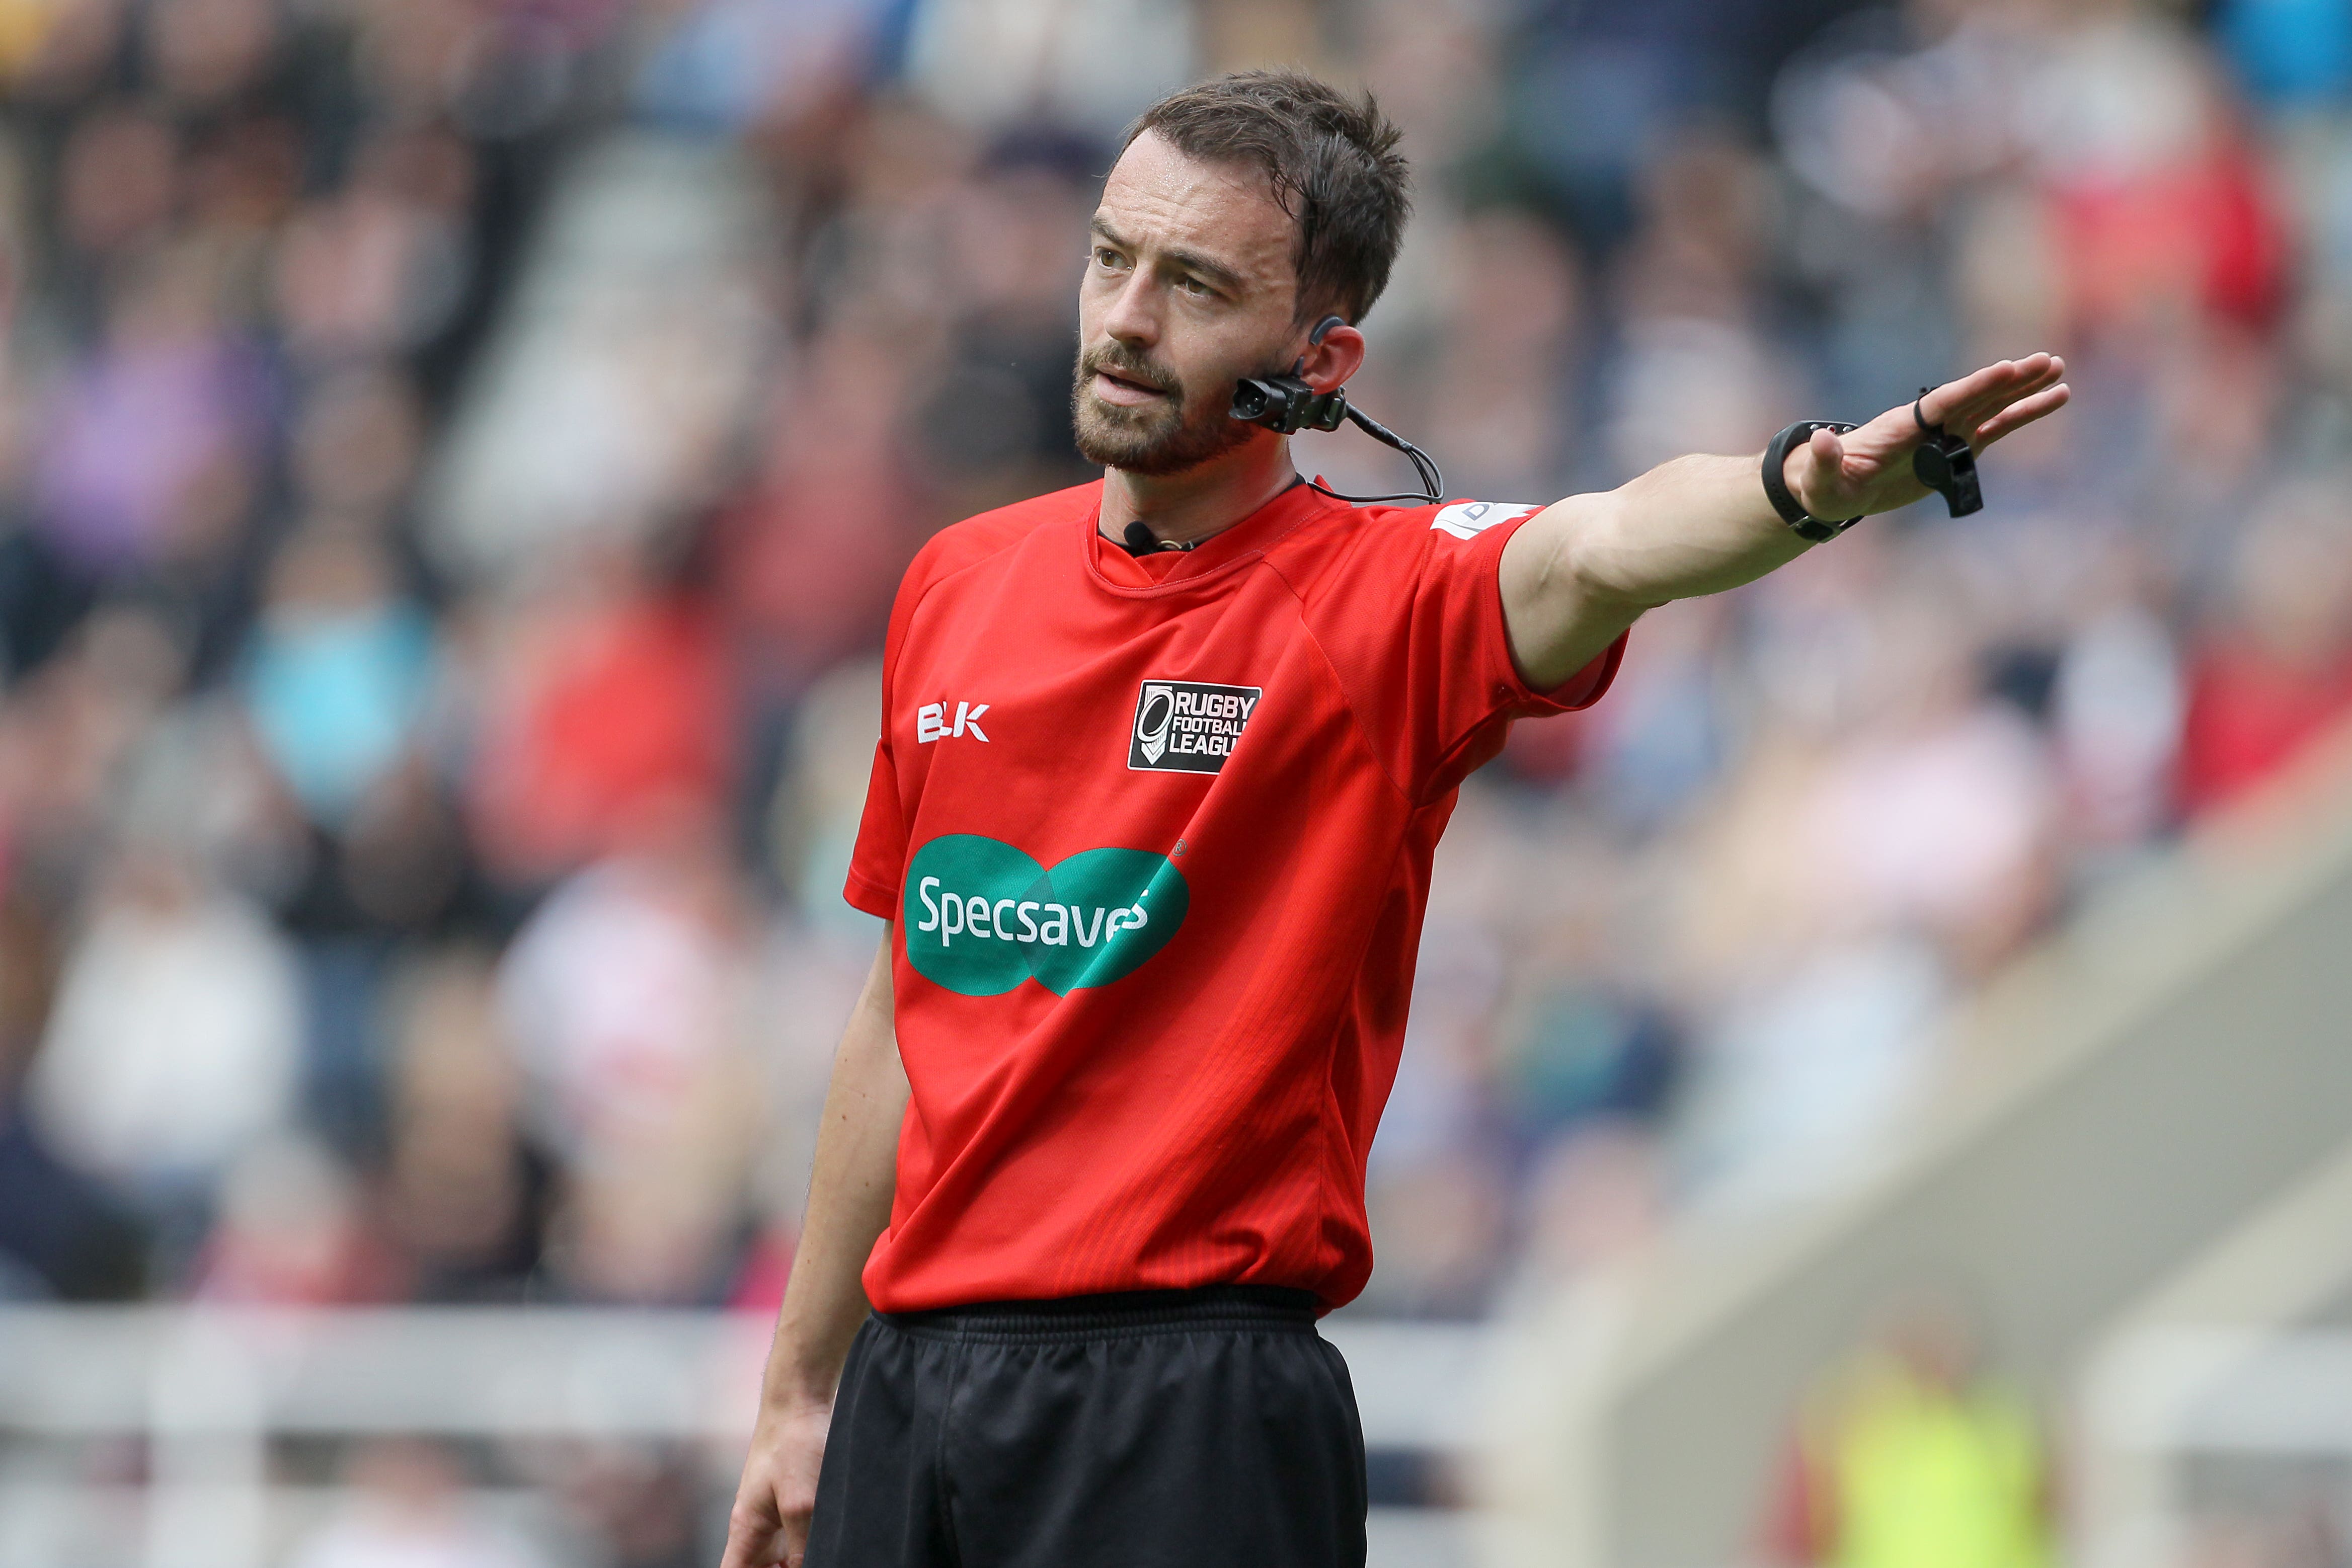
[903,835,1189,996]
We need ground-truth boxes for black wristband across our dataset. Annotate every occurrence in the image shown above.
[1762,420,1862,542]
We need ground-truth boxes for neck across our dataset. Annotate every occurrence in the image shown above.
[1096,434,1299,550]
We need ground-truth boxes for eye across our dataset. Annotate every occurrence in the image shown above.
[1178,274,1213,298]
[1091,246,1128,271]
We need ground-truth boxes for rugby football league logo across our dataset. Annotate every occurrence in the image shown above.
[1129,680,1263,773]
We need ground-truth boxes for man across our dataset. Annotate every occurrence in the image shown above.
[722,70,2067,1568]
[1762,1291,2052,1568]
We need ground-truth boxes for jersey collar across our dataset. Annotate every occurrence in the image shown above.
[1083,476,1342,595]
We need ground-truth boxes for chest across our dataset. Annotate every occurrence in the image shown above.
[890,560,1322,806]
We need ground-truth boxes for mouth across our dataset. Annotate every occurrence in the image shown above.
[1090,367,1170,406]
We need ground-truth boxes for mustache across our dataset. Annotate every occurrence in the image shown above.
[1078,344,1183,402]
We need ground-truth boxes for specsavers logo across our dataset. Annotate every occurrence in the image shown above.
[903,834,1189,997]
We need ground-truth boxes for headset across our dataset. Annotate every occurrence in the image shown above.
[1229,315,1445,505]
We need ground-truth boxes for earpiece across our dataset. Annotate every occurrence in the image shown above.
[1228,310,1444,505]
[1288,316,1350,375]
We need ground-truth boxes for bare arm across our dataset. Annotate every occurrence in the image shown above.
[723,934,907,1568]
[1500,354,2071,688]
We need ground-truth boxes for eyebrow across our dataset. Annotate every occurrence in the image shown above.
[1090,216,1246,295]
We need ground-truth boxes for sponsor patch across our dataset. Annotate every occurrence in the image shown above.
[1129,679,1263,773]
[903,835,1189,996]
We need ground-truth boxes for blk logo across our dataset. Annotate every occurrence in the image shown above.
[1129,680,1262,774]
[917,701,989,743]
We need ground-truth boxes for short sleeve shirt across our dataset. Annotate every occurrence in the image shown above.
[846,478,1623,1311]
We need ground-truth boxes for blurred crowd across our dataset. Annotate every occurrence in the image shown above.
[14,0,2352,1558]
[1,0,2351,1358]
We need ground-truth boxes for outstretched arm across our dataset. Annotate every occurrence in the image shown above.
[1499,354,2070,688]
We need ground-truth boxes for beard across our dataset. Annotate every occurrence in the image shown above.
[1070,341,1257,476]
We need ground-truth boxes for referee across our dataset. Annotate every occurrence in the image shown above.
[721,69,2067,1568]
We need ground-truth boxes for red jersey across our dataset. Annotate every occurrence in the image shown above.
[844,478,1623,1311]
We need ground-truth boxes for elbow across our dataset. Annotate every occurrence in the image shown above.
[1547,495,1662,618]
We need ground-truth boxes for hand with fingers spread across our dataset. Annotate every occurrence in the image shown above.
[1497,350,2074,689]
[1782,353,2071,525]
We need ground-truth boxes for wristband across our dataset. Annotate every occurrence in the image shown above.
[1762,420,1861,542]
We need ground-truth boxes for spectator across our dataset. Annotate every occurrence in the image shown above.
[2178,479,2352,815]
[2052,551,2184,850]
[243,523,438,833]
[494,814,762,1282]
[0,886,143,1299]
[466,549,733,883]
[286,1438,546,1568]
[1762,1290,2054,1568]
[192,1132,402,1305]
[25,844,301,1262]
[34,246,267,579]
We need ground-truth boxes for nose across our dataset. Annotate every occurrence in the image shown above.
[1099,268,1160,351]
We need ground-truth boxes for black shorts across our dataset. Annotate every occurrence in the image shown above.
[804,1285,1368,1568]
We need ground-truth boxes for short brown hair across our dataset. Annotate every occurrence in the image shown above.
[1126,70,1412,326]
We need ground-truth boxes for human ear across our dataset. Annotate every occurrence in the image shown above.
[1296,317,1366,392]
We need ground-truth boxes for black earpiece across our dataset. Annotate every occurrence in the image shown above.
[1282,316,1353,380]
[1230,373,1349,435]
[1240,316,1355,434]
[1228,313,1445,505]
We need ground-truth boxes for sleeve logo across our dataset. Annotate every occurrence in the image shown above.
[1129,680,1263,773]
[1430,501,1538,540]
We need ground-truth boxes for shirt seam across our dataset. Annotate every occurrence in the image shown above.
[1416,512,1618,807]
[844,868,897,914]
[1313,815,1434,1295]
[1251,552,1418,812]
[862,524,1047,908]
[899,525,1041,654]
[1427,515,1542,804]
[1420,712,1509,806]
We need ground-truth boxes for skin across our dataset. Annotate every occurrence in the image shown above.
[720,128,2071,1568]
[1072,131,1370,543]
[1072,131,2069,687]
[722,938,903,1568]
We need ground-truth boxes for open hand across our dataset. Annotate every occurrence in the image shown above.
[1785,353,2070,522]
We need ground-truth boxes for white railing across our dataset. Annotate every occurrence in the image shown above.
[2078,1325,2352,1568]
[0,1305,1487,1568]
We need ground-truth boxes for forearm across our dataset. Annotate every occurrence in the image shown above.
[1500,450,1802,688]
[1566,451,1809,610]
[1502,355,2070,684]
[759,935,907,1412]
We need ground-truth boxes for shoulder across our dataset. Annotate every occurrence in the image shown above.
[1418,499,1545,542]
[902,480,1099,596]
[1263,496,1546,593]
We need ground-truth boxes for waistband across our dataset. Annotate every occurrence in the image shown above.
[878,1285,1320,1345]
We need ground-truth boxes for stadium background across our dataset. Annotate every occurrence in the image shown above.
[5,0,2352,1563]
